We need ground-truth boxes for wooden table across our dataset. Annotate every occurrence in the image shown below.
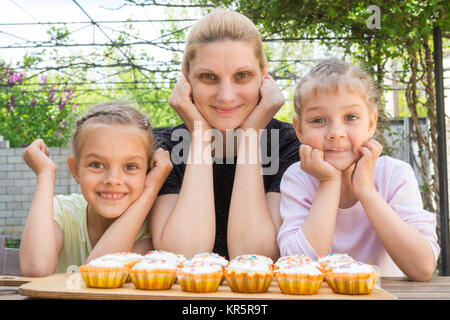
[1,275,450,300]
[380,276,450,299]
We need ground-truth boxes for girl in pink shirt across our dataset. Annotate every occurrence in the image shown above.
[278,58,440,280]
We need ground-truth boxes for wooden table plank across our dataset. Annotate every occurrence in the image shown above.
[0,286,28,300]
[0,275,37,286]
[380,276,450,300]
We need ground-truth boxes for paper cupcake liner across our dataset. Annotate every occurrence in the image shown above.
[275,272,324,295]
[325,272,378,295]
[79,265,129,288]
[129,269,177,290]
[177,269,223,293]
[178,271,223,293]
[224,270,273,293]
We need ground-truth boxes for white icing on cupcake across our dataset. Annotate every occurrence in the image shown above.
[331,262,377,274]
[183,252,229,267]
[142,250,180,266]
[131,260,178,271]
[88,259,126,268]
[179,261,222,274]
[277,263,323,275]
[227,259,271,273]
[234,254,273,265]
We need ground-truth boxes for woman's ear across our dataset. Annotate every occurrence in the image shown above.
[368,109,378,137]
[293,116,304,143]
[67,157,80,184]
[182,70,190,84]
[262,64,268,78]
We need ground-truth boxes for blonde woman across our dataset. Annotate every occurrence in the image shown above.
[150,9,300,260]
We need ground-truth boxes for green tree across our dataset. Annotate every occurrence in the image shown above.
[0,62,79,147]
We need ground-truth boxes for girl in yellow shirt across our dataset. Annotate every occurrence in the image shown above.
[19,102,173,276]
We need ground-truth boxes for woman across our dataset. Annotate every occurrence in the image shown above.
[149,8,300,260]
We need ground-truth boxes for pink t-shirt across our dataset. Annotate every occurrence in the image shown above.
[278,156,440,277]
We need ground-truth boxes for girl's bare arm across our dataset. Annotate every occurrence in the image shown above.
[20,140,64,276]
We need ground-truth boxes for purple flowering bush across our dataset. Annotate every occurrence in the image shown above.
[0,66,78,147]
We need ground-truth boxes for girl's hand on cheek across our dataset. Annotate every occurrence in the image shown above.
[351,139,383,198]
[241,75,285,130]
[144,148,173,190]
[299,144,341,182]
[169,76,211,132]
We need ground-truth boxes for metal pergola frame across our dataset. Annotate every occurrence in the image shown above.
[433,26,449,276]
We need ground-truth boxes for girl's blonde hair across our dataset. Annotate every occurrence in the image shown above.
[71,102,155,161]
[294,58,379,116]
[182,8,267,74]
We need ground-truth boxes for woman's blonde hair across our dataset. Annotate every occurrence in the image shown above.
[71,102,155,161]
[294,58,379,116]
[182,8,267,74]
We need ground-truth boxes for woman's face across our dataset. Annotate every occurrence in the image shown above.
[187,40,266,131]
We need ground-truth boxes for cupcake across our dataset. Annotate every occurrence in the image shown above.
[99,252,143,268]
[318,253,356,273]
[224,255,274,293]
[79,258,129,289]
[99,252,143,282]
[275,261,324,295]
[143,250,185,267]
[325,262,379,295]
[274,255,314,270]
[129,259,178,290]
[183,252,229,269]
[177,261,224,293]
[234,254,273,266]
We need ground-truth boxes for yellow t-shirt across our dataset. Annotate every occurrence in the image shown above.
[53,193,151,273]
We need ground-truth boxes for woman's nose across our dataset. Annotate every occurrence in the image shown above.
[216,80,237,103]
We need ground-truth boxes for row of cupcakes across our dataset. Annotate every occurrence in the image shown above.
[79,250,228,292]
[79,251,379,295]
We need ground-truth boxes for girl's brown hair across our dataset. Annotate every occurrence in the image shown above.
[294,58,379,116]
[71,102,155,160]
[182,8,267,74]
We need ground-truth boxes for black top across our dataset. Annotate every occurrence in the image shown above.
[153,118,300,259]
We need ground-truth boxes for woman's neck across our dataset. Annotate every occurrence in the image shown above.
[211,129,238,158]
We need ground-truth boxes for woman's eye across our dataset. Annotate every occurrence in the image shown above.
[89,162,103,169]
[200,73,216,80]
[236,72,249,79]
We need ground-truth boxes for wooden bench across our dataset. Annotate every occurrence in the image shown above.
[0,236,21,276]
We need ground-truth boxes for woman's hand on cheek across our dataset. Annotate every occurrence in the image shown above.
[351,139,383,198]
[240,75,285,130]
[144,148,173,191]
[299,144,341,183]
[169,76,210,132]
